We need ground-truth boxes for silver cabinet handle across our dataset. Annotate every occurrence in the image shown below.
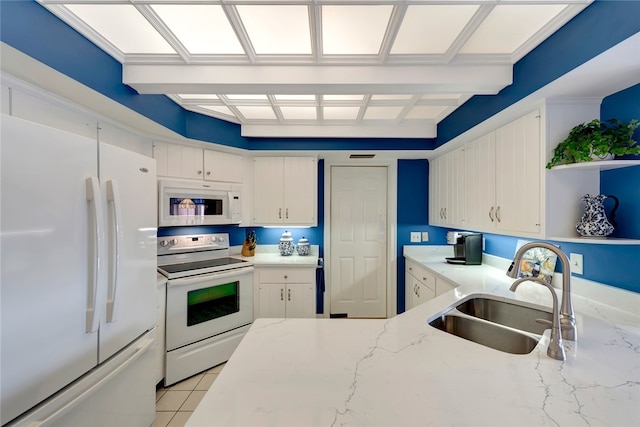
[278,208,282,219]
[285,208,289,219]
[288,288,291,301]
[443,208,447,219]
[280,288,284,301]
[496,206,501,222]
[489,206,495,222]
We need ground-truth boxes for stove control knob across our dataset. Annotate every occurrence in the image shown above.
[159,240,169,247]
[216,235,225,242]
[170,239,179,245]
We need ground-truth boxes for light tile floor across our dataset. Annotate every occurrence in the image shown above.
[154,363,225,427]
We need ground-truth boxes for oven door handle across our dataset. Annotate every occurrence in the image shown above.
[167,266,254,287]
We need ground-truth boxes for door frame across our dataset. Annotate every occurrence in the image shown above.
[322,160,398,318]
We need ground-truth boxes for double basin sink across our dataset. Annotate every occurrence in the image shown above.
[428,296,553,355]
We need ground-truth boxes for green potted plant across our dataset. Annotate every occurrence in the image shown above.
[546,118,640,169]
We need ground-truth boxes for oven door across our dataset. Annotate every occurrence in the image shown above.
[165,267,253,351]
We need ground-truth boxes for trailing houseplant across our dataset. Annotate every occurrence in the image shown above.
[546,118,640,168]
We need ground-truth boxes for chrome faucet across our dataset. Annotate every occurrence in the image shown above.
[510,277,565,361]
[506,241,577,341]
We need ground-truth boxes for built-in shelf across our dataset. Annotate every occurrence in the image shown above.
[549,159,640,172]
[549,236,640,245]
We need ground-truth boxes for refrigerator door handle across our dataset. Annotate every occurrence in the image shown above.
[86,177,104,333]
[106,180,122,323]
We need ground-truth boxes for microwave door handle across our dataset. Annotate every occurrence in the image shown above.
[106,180,122,323]
[85,177,104,333]
[167,266,255,287]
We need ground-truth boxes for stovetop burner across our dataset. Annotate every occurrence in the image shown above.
[158,257,249,278]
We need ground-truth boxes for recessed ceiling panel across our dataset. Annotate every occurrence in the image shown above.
[404,105,448,120]
[226,94,269,101]
[363,106,403,120]
[323,106,361,120]
[391,5,479,54]
[280,107,318,120]
[198,105,235,116]
[322,5,393,55]
[237,5,311,54]
[151,5,244,54]
[235,106,276,120]
[460,4,568,54]
[178,94,219,100]
[371,94,413,101]
[64,4,176,54]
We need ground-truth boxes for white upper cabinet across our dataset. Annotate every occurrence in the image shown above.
[252,157,317,226]
[154,141,244,183]
[429,147,465,227]
[437,110,543,238]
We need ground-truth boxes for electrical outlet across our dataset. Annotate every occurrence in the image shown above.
[570,253,584,275]
[410,232,421,243]
[421,232,429,242]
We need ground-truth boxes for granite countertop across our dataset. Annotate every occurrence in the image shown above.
[233,245,320,268]
[186,246,640,427]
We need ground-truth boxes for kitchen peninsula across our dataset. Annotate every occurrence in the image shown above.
[187,247,640,426]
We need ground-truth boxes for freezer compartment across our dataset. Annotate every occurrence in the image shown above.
[6,330,156,427]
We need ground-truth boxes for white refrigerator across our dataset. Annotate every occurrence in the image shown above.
[1,115,157,426]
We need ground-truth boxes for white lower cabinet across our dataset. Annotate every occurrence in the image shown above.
[405,260,458,310]
[255,268,316,319]
[405,260,436,310]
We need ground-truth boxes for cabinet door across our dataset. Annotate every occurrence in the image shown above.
[285,284,316,318]
[429,156,443,226]
[283,157,317,225]
[414,281,436,306]
[203,150,243,183]
[179,146,204,180]
[447,147,466,226]
[494,111,541,234]
[253,157,285,224]
[258,283,286,318]
[465,132,496,231]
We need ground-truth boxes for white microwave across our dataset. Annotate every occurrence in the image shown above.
[158,179,242,227]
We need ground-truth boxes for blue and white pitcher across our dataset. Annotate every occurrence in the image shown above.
[576,194,619,237]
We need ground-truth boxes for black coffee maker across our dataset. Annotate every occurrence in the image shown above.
[446,232,482,265]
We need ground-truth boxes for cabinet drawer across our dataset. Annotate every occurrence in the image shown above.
[405,261,435,291]
[258,268,315,284]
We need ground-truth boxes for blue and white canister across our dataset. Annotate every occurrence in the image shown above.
[297,237,310,256]
[279,230,295,256]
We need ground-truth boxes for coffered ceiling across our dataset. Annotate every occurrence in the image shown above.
[39,0,591,138]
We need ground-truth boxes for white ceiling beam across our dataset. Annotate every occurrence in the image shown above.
[240,122,437,139]
[123,63,512,94]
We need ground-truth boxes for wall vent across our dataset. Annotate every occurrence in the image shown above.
[349,154,375,159]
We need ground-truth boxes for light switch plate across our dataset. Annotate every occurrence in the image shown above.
[410,232,421,243]
[570,253,584,275]
[421,232,429,242]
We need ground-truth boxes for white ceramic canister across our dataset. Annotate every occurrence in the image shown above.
[278,230,294,256]
[297,236,310,256]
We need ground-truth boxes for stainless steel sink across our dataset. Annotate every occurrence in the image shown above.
[455,297,553,335]
[429,315,540,355]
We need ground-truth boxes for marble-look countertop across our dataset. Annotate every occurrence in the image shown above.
[232,244,320,268]
[187,246,640,427]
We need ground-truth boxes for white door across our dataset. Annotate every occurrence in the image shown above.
[97,142,157,363]
[1,116,99,424]
[330,166,387,318]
